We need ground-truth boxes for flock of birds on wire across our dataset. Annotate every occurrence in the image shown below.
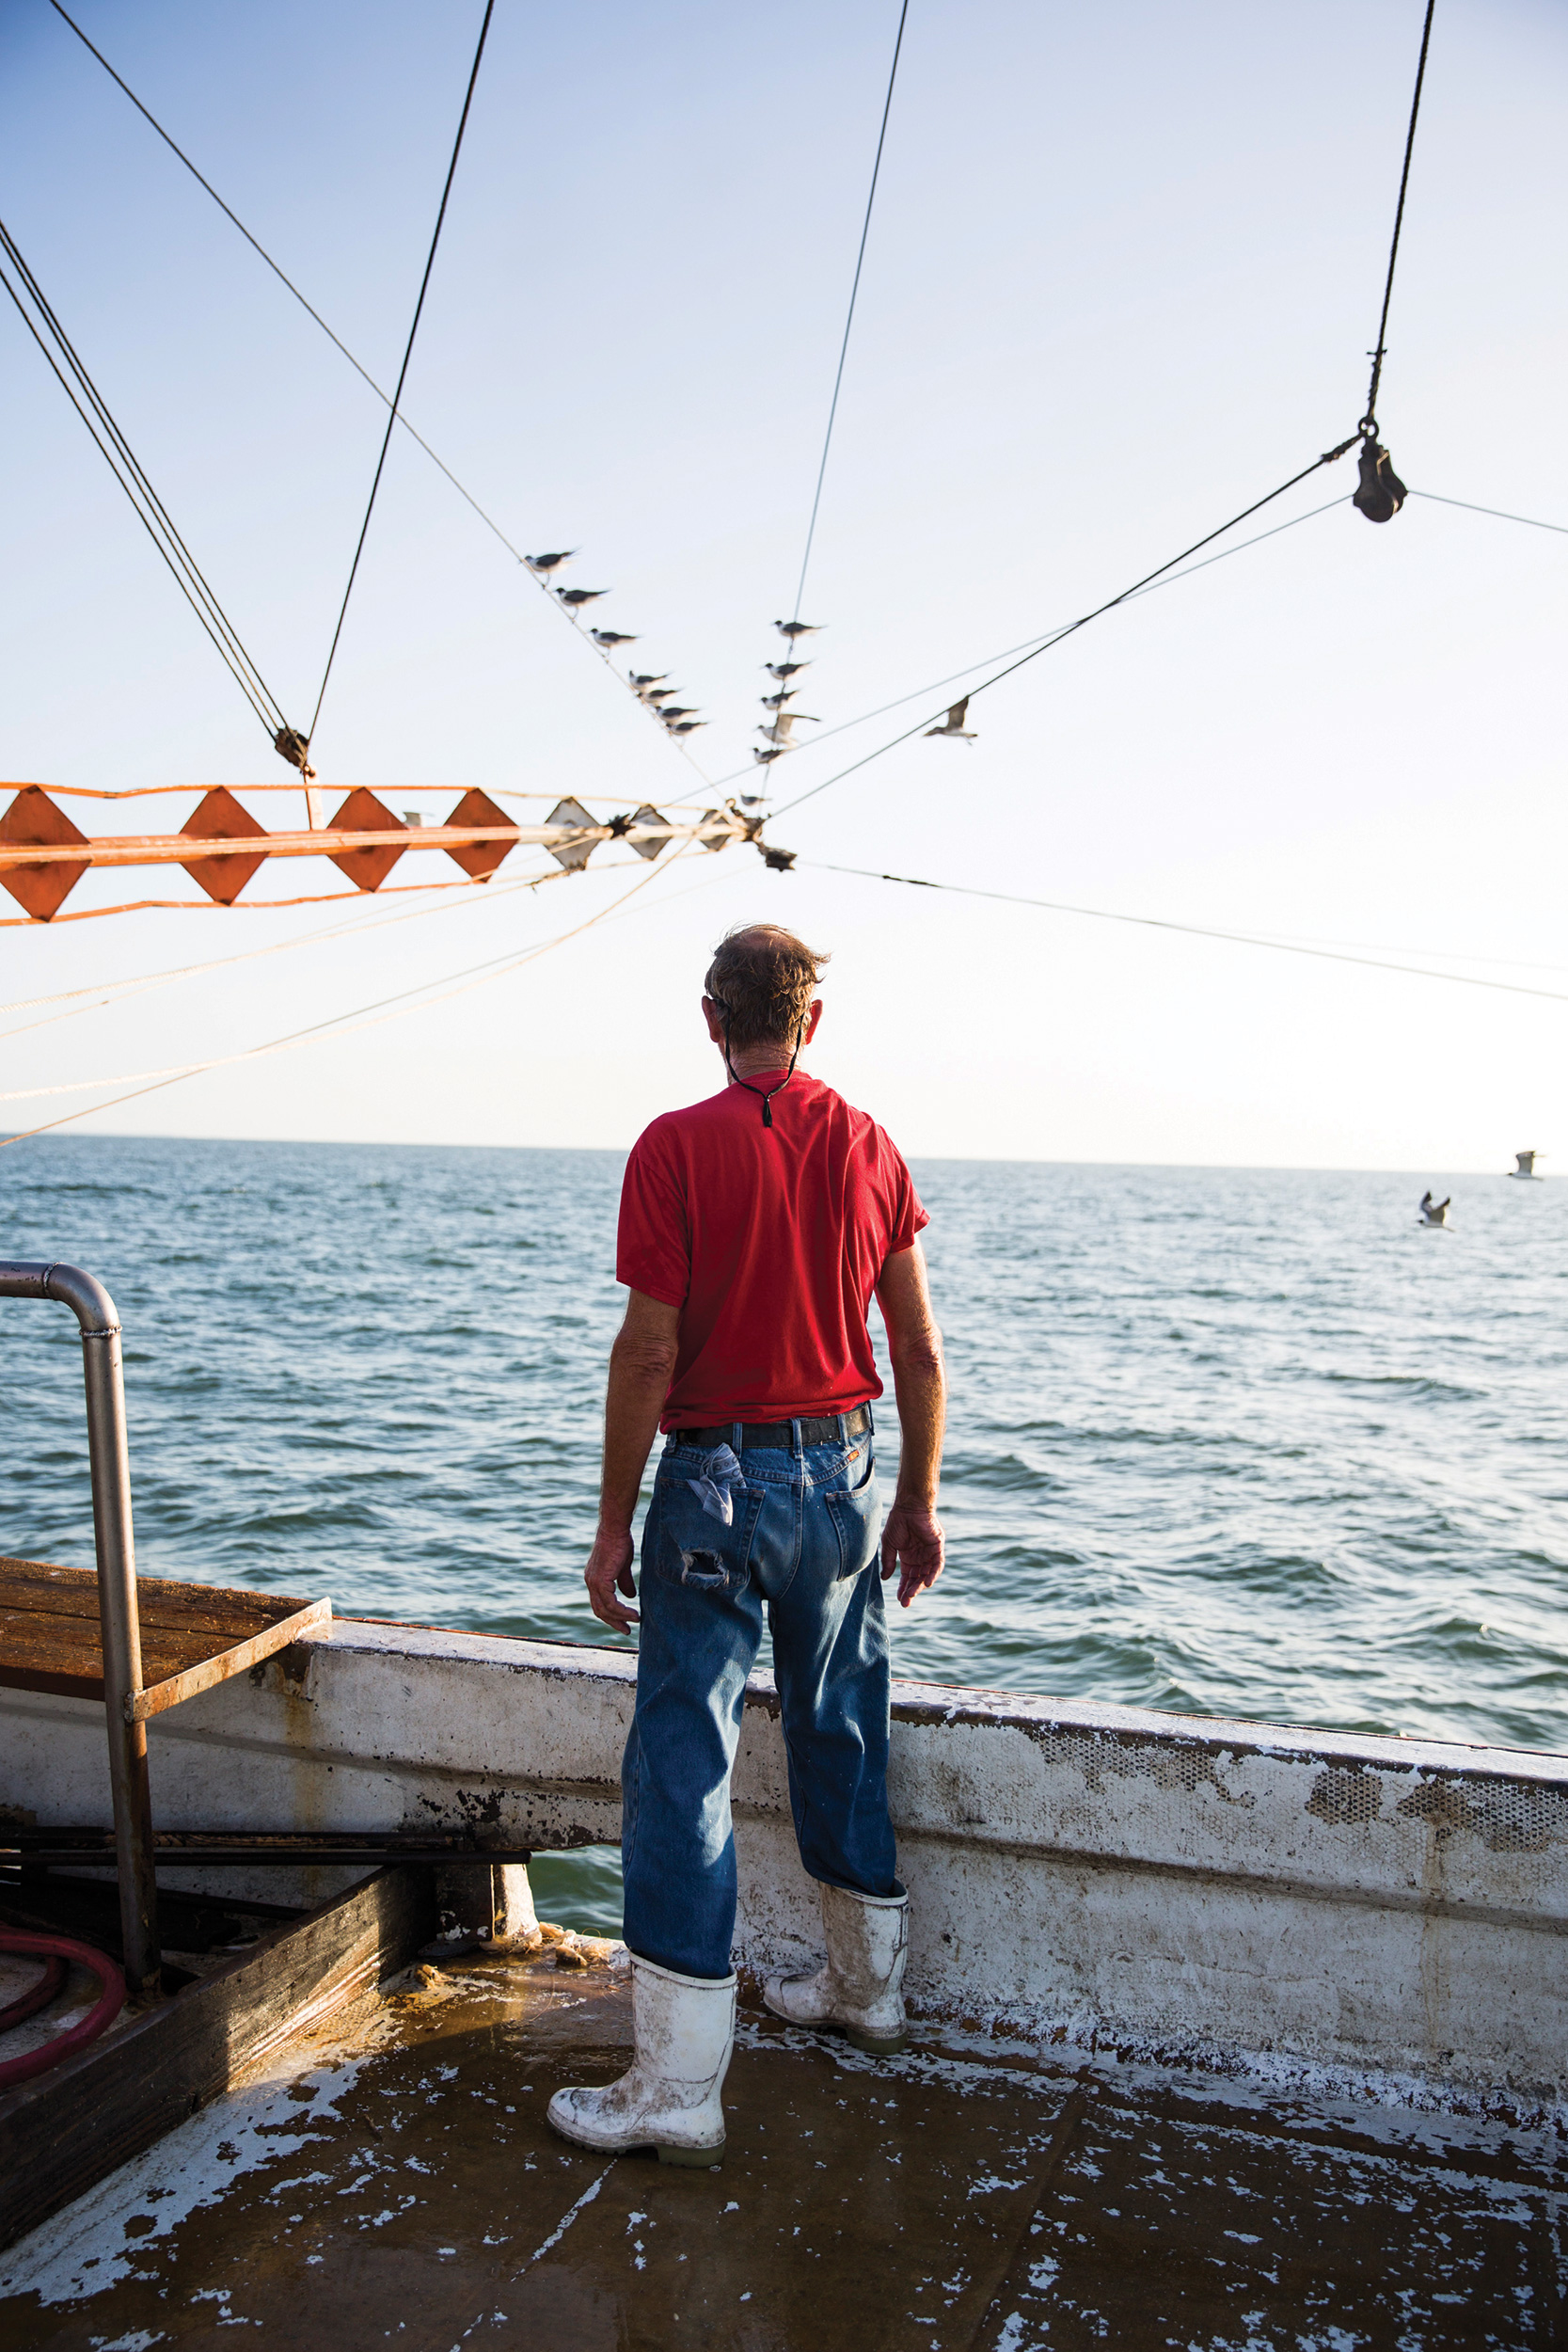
[521,547,982,790]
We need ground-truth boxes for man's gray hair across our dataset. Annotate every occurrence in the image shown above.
[704,924,831,1049]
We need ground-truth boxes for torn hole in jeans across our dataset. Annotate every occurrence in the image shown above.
[679,1549,731,1588]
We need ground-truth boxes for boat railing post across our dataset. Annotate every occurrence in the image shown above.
[0,1259,162,1998]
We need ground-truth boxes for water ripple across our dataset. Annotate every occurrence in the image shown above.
[3,1140,1565,1754]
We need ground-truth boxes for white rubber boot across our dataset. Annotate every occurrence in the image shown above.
[763,1883,908,2054]
[546,1956,735,2167]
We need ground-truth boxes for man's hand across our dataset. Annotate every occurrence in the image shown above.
[876,1241,947,1610]
[585,1527,640,1634]
[881,1502,944,1609]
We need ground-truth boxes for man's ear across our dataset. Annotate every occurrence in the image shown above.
[702,995,725,1044]
[804,998,824,1043]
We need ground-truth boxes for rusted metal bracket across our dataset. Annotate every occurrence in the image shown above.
[128,1597,333,1723]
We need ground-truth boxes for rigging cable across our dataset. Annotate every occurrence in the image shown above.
[718,496,1351,787]
[717,481,1563,793]
[791,0,910,626]
[0,222,289,741]
[0,860,588,1040]
[305,0,494,753]
[768,1,1445,808]
[770,438,1361,819]
[1360,0,1436,438]
[1408,491,1568,536]
[43,3,712,779]
[807,865,1568,1009]
[0,871,562,933]
[0,846,748,1150]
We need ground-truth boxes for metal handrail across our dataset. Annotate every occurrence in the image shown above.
[0,1261,160,1996]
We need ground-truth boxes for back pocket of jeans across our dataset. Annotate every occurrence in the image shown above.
[647,1470,764,1593]
[824,1445,879,1581]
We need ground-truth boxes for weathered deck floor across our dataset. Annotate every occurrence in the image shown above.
[1,1949,1563,2349]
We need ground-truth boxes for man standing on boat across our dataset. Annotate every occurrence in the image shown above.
[549,921,947,2168]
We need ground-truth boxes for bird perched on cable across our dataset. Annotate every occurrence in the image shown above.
[760,689,799,710]
[644,689,678,707]
[660,707,699,724]
[926,696,976,741]
[592,628,638,648]
[629,673,668,693]
[773,619,823,640]
[764,660,812,681]
[558,587,609,611]
[525,549,577,578]
[670,721,707,736]
[753,745,788,765]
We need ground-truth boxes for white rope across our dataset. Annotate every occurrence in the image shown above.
[0,864,570,1030]
[0,849,749,1149]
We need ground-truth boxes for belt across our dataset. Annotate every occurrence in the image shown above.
[672,1403,871,1452]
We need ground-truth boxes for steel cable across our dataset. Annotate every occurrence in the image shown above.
[721,482,1562,796]
[1361,0,1437,435]
[0,846,748,1151]
[1408,491,1568,536]
[714,497,1352,789]
[808,864,1568,1007]
[46,0,716,784]
[791,0,911,625]
[306,0,495,750]
[0,228,287,738]
[771,438,1360,818]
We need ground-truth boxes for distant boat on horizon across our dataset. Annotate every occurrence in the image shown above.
[1509,1151,1544,1180]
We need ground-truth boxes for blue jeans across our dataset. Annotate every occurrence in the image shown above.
[620,1413,900,1980]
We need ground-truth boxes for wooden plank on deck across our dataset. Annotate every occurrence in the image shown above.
[0,1557,327,1705]
[0,1865,436,2251]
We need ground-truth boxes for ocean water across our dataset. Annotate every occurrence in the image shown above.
[5,1137,1565,1929]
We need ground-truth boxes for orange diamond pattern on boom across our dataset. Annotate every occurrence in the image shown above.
[0,787,91,920]
[180,788,271,905]
[326,789,407,893]
[442,789,515,882]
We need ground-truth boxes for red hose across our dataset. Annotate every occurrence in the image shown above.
[0,1953,66,2033]
[0,1931,127,2089]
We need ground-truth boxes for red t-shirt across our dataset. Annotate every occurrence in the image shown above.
[617,1070,927,1428]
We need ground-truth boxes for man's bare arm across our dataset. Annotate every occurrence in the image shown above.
[583,1288,681,1635]
[875,1240,947,1608]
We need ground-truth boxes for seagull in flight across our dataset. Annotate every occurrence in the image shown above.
[525,549,577,578]
[773,619,823,640]
[758,712,820,746]
[926,696,976,740]
[592,628,638,648]
[764,660,812,681]
[557,587,609,611]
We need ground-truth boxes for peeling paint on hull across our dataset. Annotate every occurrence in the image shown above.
[4,1620,1566,2097]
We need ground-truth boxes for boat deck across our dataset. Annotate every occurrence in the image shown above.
[2,1945,1562,2349]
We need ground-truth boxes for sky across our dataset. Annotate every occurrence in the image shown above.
[1,0,1564,1170]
